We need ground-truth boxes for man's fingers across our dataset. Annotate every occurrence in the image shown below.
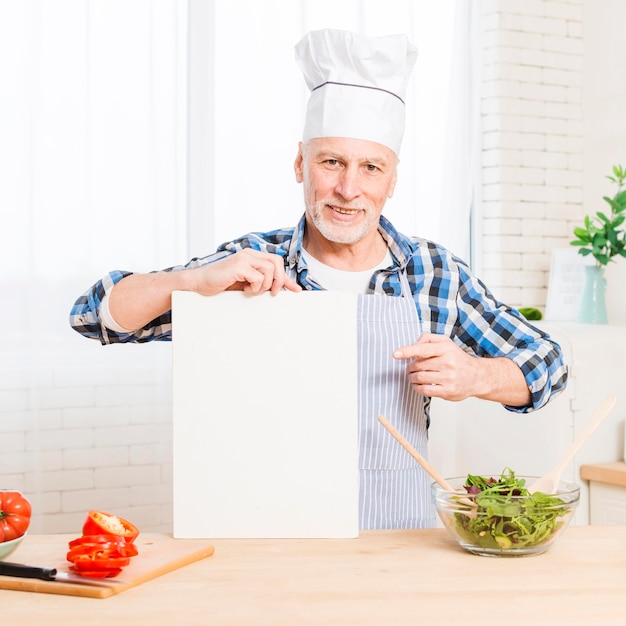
[393,333,447,360]
[282,275,303,293]
[218,250,299,295]
[196,249,302,295]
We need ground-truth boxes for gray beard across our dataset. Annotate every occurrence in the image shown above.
[308,203,372,244]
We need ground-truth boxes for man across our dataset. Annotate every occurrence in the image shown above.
[70,29,567,529]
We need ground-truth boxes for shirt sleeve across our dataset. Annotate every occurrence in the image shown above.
[68,252,231,345]
[69,226,297,345]
[69,269,176,344]
[453,264,568,413]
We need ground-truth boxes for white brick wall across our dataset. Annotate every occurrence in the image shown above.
[0,344,173,535]
[479,0,584,309]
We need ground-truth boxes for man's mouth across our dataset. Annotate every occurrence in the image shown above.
[329,205,360,215]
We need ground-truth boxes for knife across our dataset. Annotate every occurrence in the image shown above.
[0,561,129,586]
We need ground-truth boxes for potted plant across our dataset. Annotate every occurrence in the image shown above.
[570,164,626,323]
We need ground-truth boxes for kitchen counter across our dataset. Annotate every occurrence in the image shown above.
[2,526,625,625]
[581,461,626,487]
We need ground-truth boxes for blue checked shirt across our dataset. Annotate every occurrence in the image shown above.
[70,214,568,413]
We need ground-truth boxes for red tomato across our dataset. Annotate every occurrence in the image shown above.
[82,511,139,543]
[0,490,32,542]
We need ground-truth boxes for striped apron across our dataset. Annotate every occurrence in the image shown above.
[357,272,436,529]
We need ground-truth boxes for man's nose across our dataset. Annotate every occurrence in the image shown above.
[335,166,361,200]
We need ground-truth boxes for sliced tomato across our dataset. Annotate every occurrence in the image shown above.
[82,511,139,543]
[67,536,138,559]
[67,547,128,561]
[69,566,123,579]
[68,534,126,549]
[71,555,131,571]
[67,541,137,559]
[66,511,140,577]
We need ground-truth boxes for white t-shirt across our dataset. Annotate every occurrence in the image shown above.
[301,248,393,293]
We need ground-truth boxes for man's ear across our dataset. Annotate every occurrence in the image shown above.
[294,142,304,183]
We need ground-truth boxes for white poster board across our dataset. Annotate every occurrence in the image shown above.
[172,290,359,538]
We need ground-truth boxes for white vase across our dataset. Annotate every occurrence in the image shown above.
[577,265,608,324]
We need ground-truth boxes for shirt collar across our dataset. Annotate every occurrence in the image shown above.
[287,215,307,270]
[377,214,415,268]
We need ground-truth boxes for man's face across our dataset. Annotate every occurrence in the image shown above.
[294,137,398,246]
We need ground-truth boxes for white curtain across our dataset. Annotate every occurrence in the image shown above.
[0,0,187,351]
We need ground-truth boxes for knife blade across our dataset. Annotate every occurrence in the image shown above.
[0,561,129,586]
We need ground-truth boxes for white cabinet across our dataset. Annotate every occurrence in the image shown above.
[428,323,626,525]
[581,462,626,524]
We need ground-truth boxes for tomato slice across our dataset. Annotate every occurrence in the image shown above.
[70,555,131,570]
[68,535,127,551]
[67,536,138,559]
[82,511,139,543]
[68,534,126,549]
[67,547,129,561]
[69,566,123,579]
[77,544,136,558]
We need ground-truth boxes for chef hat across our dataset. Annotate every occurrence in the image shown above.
[295,29,418,155]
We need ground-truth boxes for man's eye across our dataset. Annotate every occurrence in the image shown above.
[325,159,339,166]
[365,164,379,172]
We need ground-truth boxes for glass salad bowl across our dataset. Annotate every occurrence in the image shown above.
[432,471,580,557]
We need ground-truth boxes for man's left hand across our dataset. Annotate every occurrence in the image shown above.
[392,333,531,407]
[392,333,478,401]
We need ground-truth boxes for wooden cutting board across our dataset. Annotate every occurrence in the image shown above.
[0,533,215,599]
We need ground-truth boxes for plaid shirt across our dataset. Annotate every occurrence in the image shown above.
[70,214,568,412]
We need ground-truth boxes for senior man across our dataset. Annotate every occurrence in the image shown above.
[70,29,568,529]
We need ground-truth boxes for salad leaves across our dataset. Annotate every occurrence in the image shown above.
[453,469,570,551]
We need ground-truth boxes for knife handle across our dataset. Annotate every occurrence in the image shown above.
[0,561,57,581]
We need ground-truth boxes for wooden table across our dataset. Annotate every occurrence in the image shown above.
[2,526,626,625]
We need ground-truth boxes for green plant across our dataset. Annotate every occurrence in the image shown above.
[518,307,542,321]
[570,164,626,266]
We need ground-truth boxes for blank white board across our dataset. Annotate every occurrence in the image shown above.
[172,290,359,538]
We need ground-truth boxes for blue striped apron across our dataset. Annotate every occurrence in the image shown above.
[357,272,436,529]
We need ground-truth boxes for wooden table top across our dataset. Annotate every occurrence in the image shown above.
[1,526,625,625]
[581,461,626,487]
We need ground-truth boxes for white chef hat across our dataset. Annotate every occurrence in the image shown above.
[295,29,418,155]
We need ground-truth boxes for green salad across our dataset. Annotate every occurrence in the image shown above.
[453,469,569,550]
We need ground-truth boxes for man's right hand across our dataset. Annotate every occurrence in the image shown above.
[109,250,301,332]
[191,249,302,296]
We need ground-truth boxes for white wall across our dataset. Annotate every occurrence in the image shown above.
[582,0,626,323]
[477,0,584,311]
